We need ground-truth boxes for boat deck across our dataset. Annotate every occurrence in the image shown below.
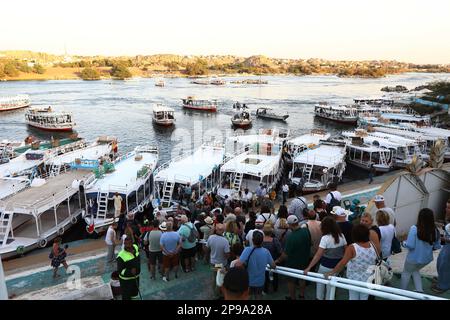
[0,178,29,200]
[87,152,157,193]
[155,146,224,184]
[221,151,280,177]
[0,155,42,178]
[0,170,92,212]
[51,144,111,166]
[293,145,345,168]
[289,133,330,146]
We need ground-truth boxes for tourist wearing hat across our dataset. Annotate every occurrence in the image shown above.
[146,220,163,280]
[160,221,182,282]
[178,214,198,273]
[245,215,265,247]
[331,206,354,245]
[275,215,311,300]
[206,223,230,298]
[200,216,215,264]
[373,195,396,226]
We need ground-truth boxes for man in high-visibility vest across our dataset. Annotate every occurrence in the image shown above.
[117,236,141,300]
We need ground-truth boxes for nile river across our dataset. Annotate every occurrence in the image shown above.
[1,73,449,165]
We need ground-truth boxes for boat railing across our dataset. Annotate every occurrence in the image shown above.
[107,184,128,195]
[153,149,195,178]
[266,265,446,301]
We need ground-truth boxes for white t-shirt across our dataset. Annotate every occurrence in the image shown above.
[257,213,276,225]
[325,191,342,204]
[379,224,396,259]
[319,234,347,249]
[245,229,264,247]
[105,226,116,245]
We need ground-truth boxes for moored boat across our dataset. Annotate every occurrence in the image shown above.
[83,145,158,234]
[152,104,175,126]
[155,80,165,87]
[314,103,358,125]
[0,94,30,112]
[154,142,225,208]
[25,107,75,132]
[182,96,218,112]
[256,107,289,121]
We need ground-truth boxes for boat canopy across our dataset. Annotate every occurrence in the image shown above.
[221,150,280,177]
[154,144,225,185]
[153,104,174,113]
[289,131,330,147]
[293,145,345,168]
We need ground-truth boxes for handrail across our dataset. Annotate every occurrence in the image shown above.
[267,265,446,300]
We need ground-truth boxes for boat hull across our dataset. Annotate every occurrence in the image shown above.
[256,114,289,121]
[26,123,74,132]
[153,119,174,126]
[183,105,217,112]
[315,113,357,125]
[231,120,252,128]
[0,104,30,112]
[347,160,392,172]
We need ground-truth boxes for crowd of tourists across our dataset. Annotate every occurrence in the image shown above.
[95,183,450,300]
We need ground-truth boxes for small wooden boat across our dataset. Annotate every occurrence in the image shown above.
[0,94,30,112]
[152,104,175,126]
[25,106,75,132]
[210,79,226,85]
[231,103,252,128]
[256,107,289,121]
[182,96,218,112]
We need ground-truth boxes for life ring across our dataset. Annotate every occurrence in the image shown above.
[71,215,78,224]
[16,246,25,255]
[57,227,65,235]
[86,225,95,234]
[38,238,47,248]
[138,204,144,213]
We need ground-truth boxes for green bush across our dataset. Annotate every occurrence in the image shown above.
[110,63,132,79]
[80,67,101,80]
[185,59,208,75]
[3,63,19,77]
[33,64,46,74]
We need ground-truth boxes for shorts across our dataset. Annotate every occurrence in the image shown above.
[148,251,163,265]
[249,286,264,295]
[181,247,196,259]
[163,253,179,269]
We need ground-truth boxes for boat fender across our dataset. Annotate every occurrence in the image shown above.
[16,246,25,255]
[138,204,144,213]
[57,227,65,235]
[71,215,78,224]
[38,238,48,248]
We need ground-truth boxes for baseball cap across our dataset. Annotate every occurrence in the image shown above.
[374,195,385,202]
[287,215,299,225]
[331,207,351,217]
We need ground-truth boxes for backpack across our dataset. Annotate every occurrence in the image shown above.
[186,223,199,243]
[297,197,309,219]
[326,192,341,213]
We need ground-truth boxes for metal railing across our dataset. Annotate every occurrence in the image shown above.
[267,265,446,301]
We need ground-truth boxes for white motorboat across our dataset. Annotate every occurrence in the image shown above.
[0,94,30,112]
[344,135,394,172]
[83,146,158,234]
[218,131,286,198]
[314,103,358,125]
[25,106,75,132]
[152,104,175,126]
[231,104,252,128]
[290,141,347,193]
[154,142,225,208]
[0,170,95,258]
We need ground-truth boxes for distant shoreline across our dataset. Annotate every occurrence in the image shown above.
[1,70,448,82]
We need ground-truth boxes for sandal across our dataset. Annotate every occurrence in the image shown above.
[431,285,446,294]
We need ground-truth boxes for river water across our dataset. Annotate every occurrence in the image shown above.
[1,73,449,165]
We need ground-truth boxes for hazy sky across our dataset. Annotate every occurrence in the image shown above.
[1,0,449,63]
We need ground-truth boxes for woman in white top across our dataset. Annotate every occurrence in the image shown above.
[304,217,347,300]
[325,224,377,300]
[376,210,395,260]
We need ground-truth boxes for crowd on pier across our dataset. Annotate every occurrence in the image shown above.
[50,182,450,300]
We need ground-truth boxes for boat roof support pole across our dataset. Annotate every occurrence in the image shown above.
[67,192,71,218]
[0,255,8,300]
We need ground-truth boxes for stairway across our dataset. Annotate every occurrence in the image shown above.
[0,211,14,246]
[233,172,243,192]
[161,180,175,208]
[96,192,109,220]
[303,164,314,181]
[49,164,61,177]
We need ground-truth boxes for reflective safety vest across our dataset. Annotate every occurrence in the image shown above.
[117,244,140,280]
